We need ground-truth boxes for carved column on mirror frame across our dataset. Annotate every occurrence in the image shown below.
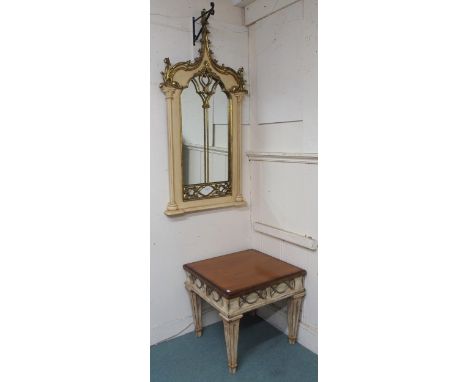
[161,86,178,212]
[220,313,243,374]
[234,92,244,203]
[187,289,203,337]
[287,291,305,345]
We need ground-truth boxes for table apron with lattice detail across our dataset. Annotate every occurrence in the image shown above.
[184,272,305,318]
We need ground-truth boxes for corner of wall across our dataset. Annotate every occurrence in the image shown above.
[257,302,318,354]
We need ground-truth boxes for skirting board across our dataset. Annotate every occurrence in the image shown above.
[246,151,318,164]
[151,306,221,346]
[253,221,318,250]
[257,304,318,354]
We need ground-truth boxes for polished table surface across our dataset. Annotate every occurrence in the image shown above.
[183,249,306,298]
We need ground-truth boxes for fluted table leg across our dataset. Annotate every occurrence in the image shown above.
[220,314,243,374]
[288,291,305,344]
[187,289,203,337]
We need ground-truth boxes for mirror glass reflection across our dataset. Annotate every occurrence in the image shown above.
[181,74,230,200]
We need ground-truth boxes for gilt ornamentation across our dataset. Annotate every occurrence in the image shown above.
[160,22,246,94]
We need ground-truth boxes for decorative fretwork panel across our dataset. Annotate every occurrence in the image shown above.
[183,181,231,201]
[190,66,222,108]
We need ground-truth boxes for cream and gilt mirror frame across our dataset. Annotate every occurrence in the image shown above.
[160,21,247,216]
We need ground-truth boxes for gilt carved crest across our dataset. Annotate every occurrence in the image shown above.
[160,22,247,94]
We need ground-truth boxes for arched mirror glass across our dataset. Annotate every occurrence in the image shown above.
[181,73,230,200]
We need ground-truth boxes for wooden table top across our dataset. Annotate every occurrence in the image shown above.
[183,249,306,298]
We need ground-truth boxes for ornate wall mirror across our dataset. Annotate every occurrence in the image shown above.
[160,20,247,216]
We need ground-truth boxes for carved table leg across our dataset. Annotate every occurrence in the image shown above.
[187,290,203,337]
[220,314,243,374]
[287,291,305,344]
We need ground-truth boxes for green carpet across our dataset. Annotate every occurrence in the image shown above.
[151,315,317,382]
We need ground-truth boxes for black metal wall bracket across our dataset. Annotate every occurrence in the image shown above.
[192,2,215,46]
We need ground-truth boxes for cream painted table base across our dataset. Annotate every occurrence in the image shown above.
[183,250,307,374]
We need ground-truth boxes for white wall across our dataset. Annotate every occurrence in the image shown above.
[150,0,250,345]
[246,0,318,353]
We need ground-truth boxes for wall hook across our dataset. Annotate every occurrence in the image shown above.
[192,2,215,46]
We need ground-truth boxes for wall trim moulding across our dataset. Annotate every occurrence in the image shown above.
[253,221,318,250]
[246,151,318,164]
